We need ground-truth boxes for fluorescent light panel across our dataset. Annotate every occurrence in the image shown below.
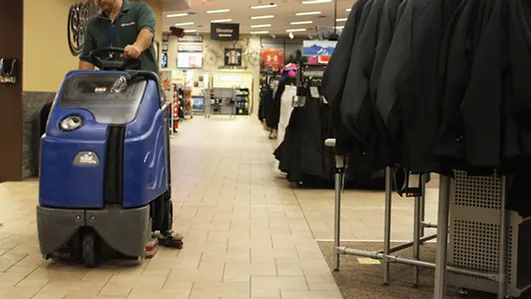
[206,9,230,13]
[251,4,278,9]
[290,21,313,25]
[167,13,188,17]
[250,31,269,34]
[251,15,275,19]
[302,0,331,3]
[211,19,232,23]
[346,8,351,11]
[336,18,347,21]
[185,29,198,32]
[250,24,271,28]
[286,28,307,32]
[295,11,321,16]
[175,22,194,26]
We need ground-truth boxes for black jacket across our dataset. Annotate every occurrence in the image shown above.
[376,0,462,173]
[322,0,370,155]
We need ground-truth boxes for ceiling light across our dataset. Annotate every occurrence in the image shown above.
[291,21,313,25]
[286,28,307,32]
[251,15,275,19]
[175,22,194,26]
[250,24,271,28]
[206,9,231,14]
[289,32,294,39]
[295,11,321,16]
[250,31,269,34]
[336,18,347,22]
[335,26,344,29]
[302,0,332,3]
[346,8,351,12]
[185,29,198,33]
[167,13,188,18]
[251,4,278,9]
[211,19,232,23]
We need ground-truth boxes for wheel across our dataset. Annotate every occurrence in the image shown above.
[82,230,100,268]
[161,199,173,234]
[457,288,469,297]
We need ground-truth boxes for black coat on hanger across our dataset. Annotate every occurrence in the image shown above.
[322,0,370,155]
[376,0,462,173]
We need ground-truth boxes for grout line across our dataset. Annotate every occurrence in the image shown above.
[96,274,114,296]
[315,239,438,243]
[125,287,133,299]
[162,268,172,289]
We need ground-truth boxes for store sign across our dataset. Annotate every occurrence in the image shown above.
[261,48,284,72]
[224,48,242,66]
[178,35,203,43]
[67,1,98,56]
[211,23,239,41]
[303,40,337,56]
[218,65,247,70]
[178,45,203,53]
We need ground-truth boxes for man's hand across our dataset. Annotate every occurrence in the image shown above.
[123,45,142,59]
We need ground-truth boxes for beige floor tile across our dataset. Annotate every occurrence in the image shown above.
[251,276,308,291]
[280,290,344,299]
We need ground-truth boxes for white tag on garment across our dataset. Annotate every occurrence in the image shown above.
[310,86,320,98]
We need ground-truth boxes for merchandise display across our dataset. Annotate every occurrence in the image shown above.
[322,0,531,298]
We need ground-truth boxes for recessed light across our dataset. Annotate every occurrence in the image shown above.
[206,9,231,14]
[251,15,275,19]
[302,0,332,3]
[175,22,194,26]
[291,21,313,25]
[167,13,188,17]
[251,4,278,9]
[295,11,321,16]
[211,19,232,23]
[250,24,272,28]
[336,18,347,22]
[251,31,269,34]
[286,28,307,32]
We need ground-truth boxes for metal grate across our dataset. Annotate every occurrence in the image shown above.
[451,220,513,284]
[453,170,502,209]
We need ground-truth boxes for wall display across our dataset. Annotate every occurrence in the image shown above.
[303,40,337,56]
[178,45,203,53]
[177,52,203,69]
[211,23,240,41]
[161,52,168,68]
[178,35,203,43]
[0,58,18,83]
[261,48,284,72]
[224,48,242,66]
[162,34,169,42]
[67,1,99,56]
[154,41,160,64]
[161,44,169,51]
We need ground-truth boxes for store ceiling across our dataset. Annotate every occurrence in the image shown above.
[162,0,354,37]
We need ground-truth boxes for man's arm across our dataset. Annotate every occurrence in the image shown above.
[79,25,96,70]
[124,3,156,58]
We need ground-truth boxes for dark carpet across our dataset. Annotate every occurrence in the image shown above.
[318,241,530,299]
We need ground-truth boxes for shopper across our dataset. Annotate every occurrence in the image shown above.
[79,0,159,74]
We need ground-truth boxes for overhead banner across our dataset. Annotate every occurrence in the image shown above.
[303,40,337,56]
[211,23,240,41]
[261,48,284,72]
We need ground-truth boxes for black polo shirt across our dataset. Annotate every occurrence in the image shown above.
[80,0,159,74]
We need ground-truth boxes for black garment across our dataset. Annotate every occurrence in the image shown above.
[322,0,370,155]
[340,0,386,172]
[376,0,462,173]
[267,78,295,130]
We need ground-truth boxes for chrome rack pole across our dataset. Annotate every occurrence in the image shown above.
[433,175,451,299]
[498,176,508,299]
[412,175,422,287]
[420,175,427,237]
[333,154,344,271]
[383,166,393,285]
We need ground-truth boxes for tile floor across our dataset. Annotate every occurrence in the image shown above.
[0,116,440,299]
